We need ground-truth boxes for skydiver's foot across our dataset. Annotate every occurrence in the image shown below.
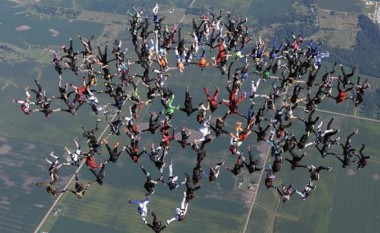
[217,159,225,166]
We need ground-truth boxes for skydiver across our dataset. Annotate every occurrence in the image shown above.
[179,87,199,116]
[203,160,225,183]
[62,173,91,199]
[226,155,245,176]
[353,143,371,170]
[277,184,295,203]
[102,138,124,164]
[63,137,83,167]
[88,163,106,185]
[295,180,316,200]
[146,211,168,233]
[176,127,192,149]
[184,173,201,202]
[128,194,151,224]
[35,180,60,197]
[308,164,332,181]
[243,146,264,173]
[141,112,162,135]
[13,87,38,115]
[140,165,161,195]
[285,149,308,170]
[45,151,63,182]
[166,191,189,224]
[161,160,186,191]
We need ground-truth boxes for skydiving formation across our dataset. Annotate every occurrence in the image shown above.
[21,3,373,232]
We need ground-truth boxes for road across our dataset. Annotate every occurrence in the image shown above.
[33,1,198,232]
[33,113,119,233]
[241,101,380,233]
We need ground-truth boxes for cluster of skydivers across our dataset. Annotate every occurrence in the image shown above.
[14,4,372,232]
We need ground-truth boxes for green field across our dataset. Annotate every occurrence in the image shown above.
[248,108,380,233]
[315,0,362,12]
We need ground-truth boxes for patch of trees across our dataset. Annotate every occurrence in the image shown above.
[343,82,380,120]
[29,4,80,19]
[253,1,318,38]
[326,15,380,78]
[303,0,313,8]
[0,45,14,53]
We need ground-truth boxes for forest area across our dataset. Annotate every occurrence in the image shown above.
[252,0,380,119]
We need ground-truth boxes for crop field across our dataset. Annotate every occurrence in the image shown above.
[315,0,363,13]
